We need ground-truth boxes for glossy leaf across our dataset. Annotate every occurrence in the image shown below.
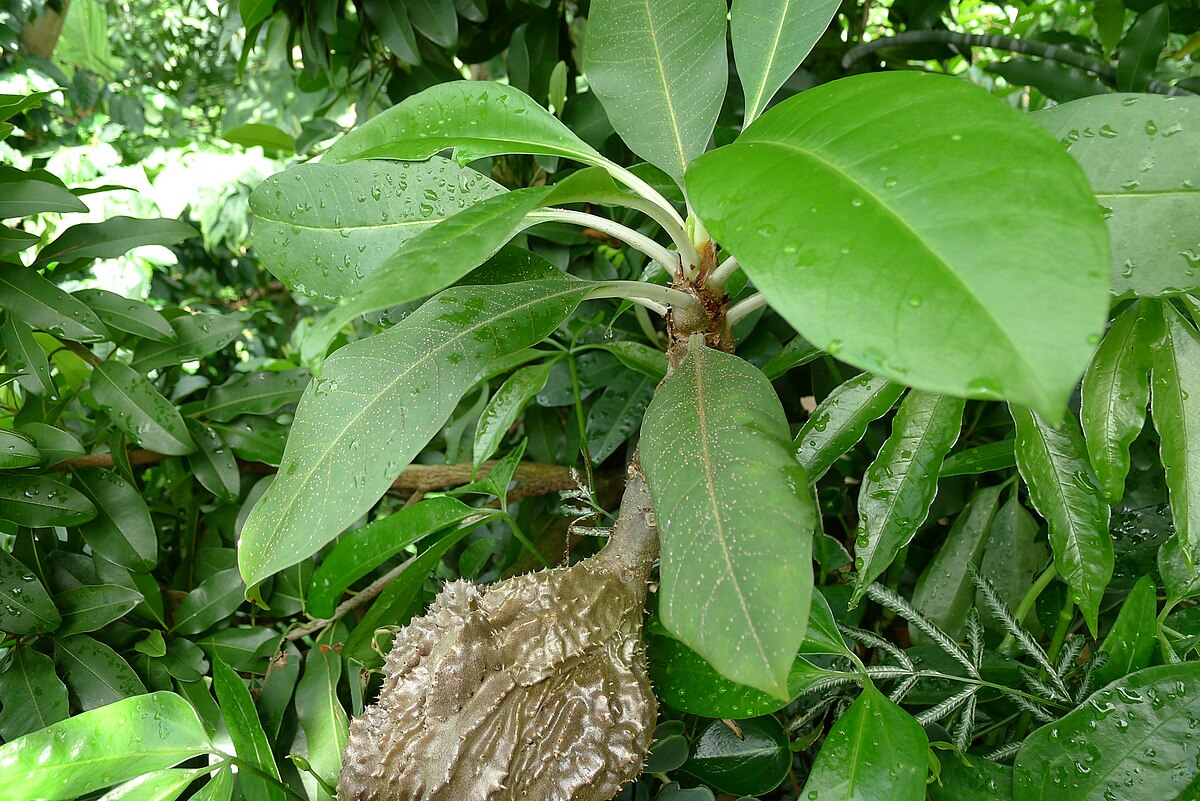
[295,645,349,792]
[853,391,965,599]
[1094,0,1126,56]
[0,180,88,219]
[407,0,457,46]
[326,81,604,167]
[33,217,197,267]
[95,768,208,801]
[1,314,53,395]
[239,276,592,588]
[940,439,1017,477]
[248,159,503,300]
[0,225,39,256]
[641,339,815,697]
[54,634,145,709]
[362,0,419,62]
[682,717,791,796]
[978,495,1047,633]
[595,340,668,379]
[1116,3,1170,92]
[986,58,1111,104]
[209,416,287,465]
[0,691,211,801]
[930,754,1013,801]
[18,422,84,465]
[799,685,929,801]
[689,72,1109,417]
[1094,573,1157,687]
[1151,304,1200,562]
[1159,537,1200,607]
[223,123,293,153]
[0,645,68,739]
[0,428,40,468]
[211,657,283,801]
[131,313,244,371]
[1034,94,1200,299]
[587,369,656,463]
[187,421,240,502]
[73,289,175,342]
[192,768,234,801]
[585,0,727,185]
[0,475,96,528]
[1011,405,1112,634]
[473,361,554,467]
[91,361,195,455]
[75,468,158,571]
[733,0,842,124]
[172,568,245,635]
[0,549,61,634]
[199,368,310,422]
[794,372,906,481]
[0,266,108,342]
[1015,663,1200,799]
[56,584,143,637]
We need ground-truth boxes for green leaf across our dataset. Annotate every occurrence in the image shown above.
[1116,3,1169,92]
[0,645,68,739]
[473,361,554,467]
[0,428,41,468]
[763,335,822,379]
[211,657,283,801]
[131,312,244,371]
[1033,94,1200,299]
[33,217,198,267]
[682,717,791,796]
[689,72,1109,417]
[852,391,964,599]
[72,289,176,342]
[733,0,842,124]
[0,691,211,801]
[294,645,349,792]
[75,467,158,571]
[0,225,39,255]
[0,180,88,219]
[0,314,53,396]
[1159,536,1200,607]
[1082,301,1159,503]
[239,0,274,28]
[0,475,96,528]
[305,186,554,361]
[929,753,1013,801]
[985,58,1112,103]
[795,373,906,482]
[171,568,245,635]
[912,485,1003,641]
[1093,573,1157,687]
[593,340,668,379]
[248,159,503,301]
[199,368,310,423]
[799,685,929,801]
[641,339,816,697]
[1015,663,1200,799]
[361,0,419,62]
[1011,405,1112,634]
[0,549,61,634]
[258,641,300,741]
[585,0,728,185]
[222,123,294,154]
[1094,0,1126,56]
[407,0,457,47]
[239,277,592,588]
[187,421,240,502]
[192,767,234,801]
[54,634,145,709]
[940,439,1017,477]
[18,422,84,465]
[326,81,605,167]
[1151,303,1200,563]
[306,496,478,617]
[95,768,208,801]
[0,91,56,121]
[0,267,108,342]
[209,416,287,465]
[91,361,195,455]
[587,370,656,463]
[56,584,143,637]
[978,495,1047,634]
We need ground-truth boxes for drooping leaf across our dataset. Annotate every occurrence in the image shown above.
[0,692,211,801]
[186,421,240,503]
[131,312,244,371]
[852,391,965,599]
[689,72,1109,418]
[211,657,283,801]
[594,340,668,379]
[33,217,197,267]
[733,0,842,124]
[1014,663,1200,799]
[0,314,53,396]
[978,495,1047,634]
[473,361,554,467]
[0,226,39,256]
[794,372,906,481]
[248,159,503,300]
[0,549,61,634]
[407,0,457,46]
[294,645,349,794]
[361,0,420,63]
[18,422,84,465]
[239,276,594,588]
[1093,573,1157,687]
[0,475,96,528]
[1094,0,1126,56]
[985,58,1111,103]
[222,123,294,153]
[641,338,816,697]
[74,467,158,571]
[1116,3,1170,92]
[0,266,109,342]
[198,368,310,423]
[1033,94,1199,299]
[1011,405,1112,634]
[171,568,245,635]
[0,645,69,739]
[1151,303,1200,563]
[54,634,145,709]
[0,91,56,121]
[682,717,791,796]
[55,584,143,637]
[90,361,195,456]
[585,0,728,185]
[1159,536,1200,607]
[586,369,656,463]
[799,685,929,801]
[72,289,175,342]
[0,428,41,468]
[239,0,274,28]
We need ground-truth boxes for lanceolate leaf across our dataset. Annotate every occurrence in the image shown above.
[1151,303,1200,563]
[74,468,158,571]
[33,216,198,267]
[0,180,88,219]
[54,635,146,710]
[1015,663,1200,799]
[0,645,69,739]
[0,428,40,468]
[56,584,144,637]
[239,277,594,588]
[1011,405,1112,634]
[585,0,728,185]
[72,289,176,342]
[198,368,310,422]
[249,159,504,300]
[0,314,53,396]
[187,421,241,502]
[326,81,605,167]
[853,391,965,600]
[1116,3,1170,92]
[295,646,349,791]
[131,313,244,371]
[211,657,283,801]
[1081,300,1161,503]
[794,372,906,481]
[799,685,929,801]
[689,72,1109,418]
[473,360,554,467]
[91,361,195,455]
[0,549,61,635]
[0,267,109,342]
[733,0,842,125]
[172,569,245,635]
[586,370,656,463]
[1093,573,1157,687]
[641,339,816,698]
[0,475,96,528]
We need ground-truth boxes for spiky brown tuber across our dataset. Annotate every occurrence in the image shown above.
[338,472,659,801]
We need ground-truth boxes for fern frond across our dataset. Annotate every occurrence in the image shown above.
[982,740,1022,762]
[1055,636,1085,678]
[863,583,976,677]
[1076,650,1109,700]
[953,693,977,751]
[839,623,915,671]
[970,566,1063,695]
[915,685,976,726]
[889,674,920,704]
[965,607,984,672]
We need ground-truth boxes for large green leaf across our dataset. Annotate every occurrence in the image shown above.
[794,372,906,481]
[641,339,816,697]
[799,685,929,801]
[54,634,145,709]
[0,267,109,342]
[0,548,61,634]
[584,0,728,185]
[689,72,1109,418]
[1014,663,1200,799]
[1081,300,1161,503]
[0,475,96,528]
[853,391,964,600]
[1034,94,1199,299]
[239,276,594,588]
[732,0,842,124]
[91,361,195,455]
[0,692,211,801]
[33,217,197,267]
[1011,405,1112,634]
[930,754,1013,801]
[74,467,158,571]
[1116,4,1170,92]
[978,495,1047,634]
[211,657,283,801]
[326,81,604,167]
[1151,303,1200,563]
[248,159,503,300]
[0,645,68,740]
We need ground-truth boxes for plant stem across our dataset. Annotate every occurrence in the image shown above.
[708,255,740,288]
[567,348,597,497]
[586,280,695,315]
[1000,563,1057,654]
[1046,597,1075,665]
[525,208,682,277]
[603,164,695,258]
[726,292,769,326]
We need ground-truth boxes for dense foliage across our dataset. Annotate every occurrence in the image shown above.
[1,1,1199,800]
